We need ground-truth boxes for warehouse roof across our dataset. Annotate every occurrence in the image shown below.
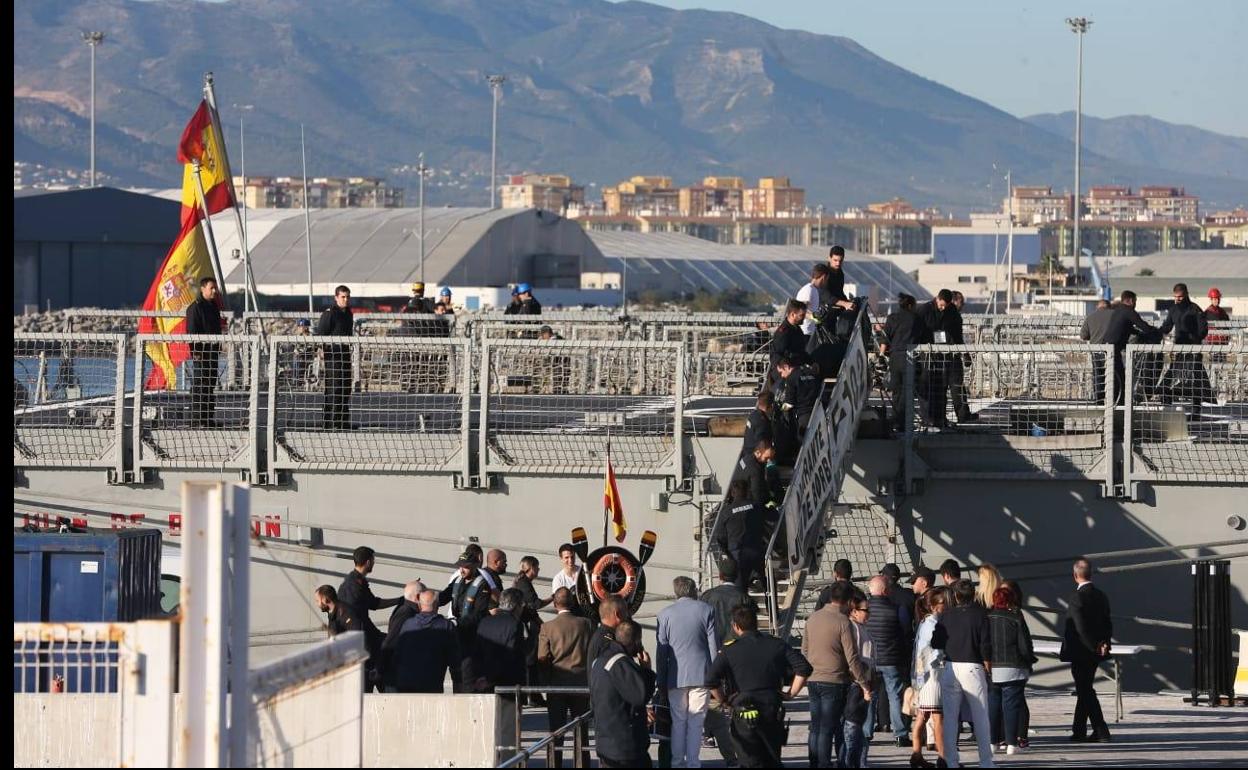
[587,230,929,301]
[221,206,605,287]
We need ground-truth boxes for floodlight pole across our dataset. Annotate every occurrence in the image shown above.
[487,75,507,208]
[1067,16,1092,284]
[82,31,105,187]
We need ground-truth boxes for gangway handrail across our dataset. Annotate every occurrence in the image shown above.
[764,304,876,640]
[494,685,592,769]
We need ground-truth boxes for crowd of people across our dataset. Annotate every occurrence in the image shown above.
[315,539,1115,768]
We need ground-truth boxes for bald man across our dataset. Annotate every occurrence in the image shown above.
[392,588,462,693]
[867,575,912,744]
[482,549,509,604]
[380,579,426,691]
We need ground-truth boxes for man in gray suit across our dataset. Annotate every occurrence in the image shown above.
[657,576,720,769]
[1080,300,1116,404]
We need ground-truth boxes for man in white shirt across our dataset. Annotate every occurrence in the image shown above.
[795,264,831,336]
[551,542,583,601]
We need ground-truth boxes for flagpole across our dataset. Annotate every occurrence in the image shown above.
[202,73,260,311]
[301,124,314,314]
[603,429,611,548]
[191,160,228,296]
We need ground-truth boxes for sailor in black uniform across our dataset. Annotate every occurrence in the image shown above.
[705,605,812,768]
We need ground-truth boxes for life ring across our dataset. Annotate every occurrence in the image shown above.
[590,551,639,603]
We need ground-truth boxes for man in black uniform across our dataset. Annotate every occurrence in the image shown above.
[706,605,812,768]
[880,293,930,432]
[317,284,354,429]
[717,479,768,592]
[1158,282,1214,413]
[917,290,960,428]
[773,354,821,443]
[769,300,810,385]
[1104,291,1158,406]
[590,620,656,768]
[185,276,224,428]
[730,438,782,510]
[588,595,630,663]
[338,546,404,691]
[314,584,361,637]
[742,390,774,458]
[823,246,857,314]
[439,551,495,689]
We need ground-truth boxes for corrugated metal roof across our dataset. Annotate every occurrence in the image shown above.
[590,231,929,301]
[223,206,601,286]
[1108,249,1248,279]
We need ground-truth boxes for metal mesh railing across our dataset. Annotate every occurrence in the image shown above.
[13,333,126,473]
[905,344,1114,481]
[266,336,471,475]
[473,318,631,343]
[690,351,772,396]
[65,308,238,336]
[13,623,124,693]
[479,340,683,478]
[1125,345,1248,483]
[133,334,261,473]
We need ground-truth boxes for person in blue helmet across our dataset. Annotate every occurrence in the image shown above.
[504,285,523,315]
[516,283,542,315]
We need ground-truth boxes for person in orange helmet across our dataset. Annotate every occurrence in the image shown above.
[1206,288,1231,345]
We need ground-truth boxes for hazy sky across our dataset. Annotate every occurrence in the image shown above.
[639,0,1248,138]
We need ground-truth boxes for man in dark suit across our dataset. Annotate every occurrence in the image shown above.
[1060,558,1113,742]
[470,588,528,693]
[1104,291,1158,406]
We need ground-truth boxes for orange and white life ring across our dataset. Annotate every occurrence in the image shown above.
[589,551,639,603]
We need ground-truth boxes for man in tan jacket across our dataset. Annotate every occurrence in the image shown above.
[538,588,594,768]
[801,582,873,768]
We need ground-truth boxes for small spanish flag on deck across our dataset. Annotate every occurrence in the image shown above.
[604,456,626,543]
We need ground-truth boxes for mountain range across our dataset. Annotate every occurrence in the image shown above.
[1024,112,1248,188]
[14,0,1248,211]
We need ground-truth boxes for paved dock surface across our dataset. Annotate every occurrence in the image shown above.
[515,688,1248,767]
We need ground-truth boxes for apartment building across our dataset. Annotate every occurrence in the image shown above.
[1005,185,1074,224]
[1083,185,1198,222]
[233,176,404,209]
[499,173,585,212]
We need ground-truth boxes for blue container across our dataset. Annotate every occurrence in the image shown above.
[13,528,163,693]
[13,528,163,623]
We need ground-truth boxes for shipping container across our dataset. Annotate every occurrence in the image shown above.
[13,528,163,623]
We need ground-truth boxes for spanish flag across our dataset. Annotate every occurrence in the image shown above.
[178,100,235,225]
[605,456,626,543]
[138,218,215,389]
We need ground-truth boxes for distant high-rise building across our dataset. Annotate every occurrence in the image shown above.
[1005,185,1074,224]
[499,173,585,212]
[744,177,805,217]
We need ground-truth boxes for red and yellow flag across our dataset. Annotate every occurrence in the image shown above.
[178,100,235,225]
[138,218,214,390]
[605,456,626,543]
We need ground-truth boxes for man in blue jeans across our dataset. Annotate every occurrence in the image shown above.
[866,575,912,745]
[802,582,872,768]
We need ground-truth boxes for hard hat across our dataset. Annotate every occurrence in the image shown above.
[517,282,532,295]
[1209,287,1222,299]
[411,282,425,293]
[439,287,452,297]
